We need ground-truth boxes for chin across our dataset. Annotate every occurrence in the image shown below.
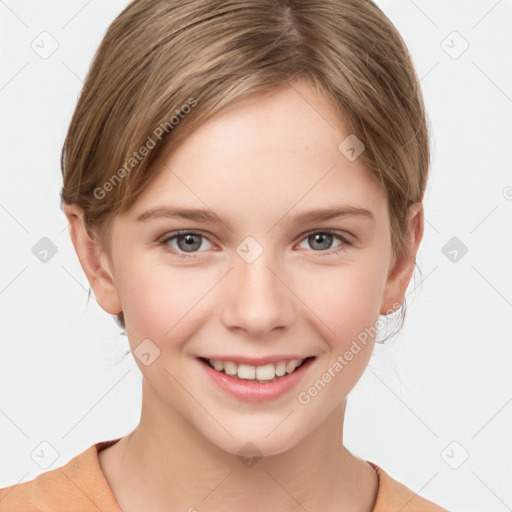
[200,422,305,461]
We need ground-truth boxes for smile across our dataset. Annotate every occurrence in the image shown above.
[200,356,314,382]
[196,356,317,402]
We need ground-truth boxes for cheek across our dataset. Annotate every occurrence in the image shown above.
[292,271,383,418]
[301,259,385,338]
[117,260,216,341]
[296,262,384,388]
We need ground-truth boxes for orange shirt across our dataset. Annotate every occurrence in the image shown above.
[0,438,448,511]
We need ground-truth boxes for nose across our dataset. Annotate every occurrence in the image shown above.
[220,248,296,338]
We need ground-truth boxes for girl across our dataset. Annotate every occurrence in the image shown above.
[0,0,448,510]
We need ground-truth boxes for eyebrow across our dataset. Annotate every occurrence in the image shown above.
[136,205,375,229]
[292,206,375,223]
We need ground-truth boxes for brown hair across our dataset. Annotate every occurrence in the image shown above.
[60,0,431,342]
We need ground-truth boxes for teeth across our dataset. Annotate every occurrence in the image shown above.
[206,358,307,381]
[211,360,225,372]
[286,359,300,373]
[256,363,276,381]
[238,364,256,379]
[224,361,237,375]
[275,361,287,377]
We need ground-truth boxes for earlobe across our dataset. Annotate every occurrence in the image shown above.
[62,203,122,316]
[380,202,424,315]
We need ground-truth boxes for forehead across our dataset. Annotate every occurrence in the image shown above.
[125,82,387,227]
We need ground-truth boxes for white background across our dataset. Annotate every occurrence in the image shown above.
[0,1,511,510]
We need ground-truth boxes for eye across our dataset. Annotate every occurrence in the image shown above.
[158,230,213,258]
[296,229,351,256]
[158,229,352,259]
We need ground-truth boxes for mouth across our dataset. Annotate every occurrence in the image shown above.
[197,356,316,384]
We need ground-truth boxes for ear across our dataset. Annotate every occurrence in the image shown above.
[62,203,122,316]
[380,202,424,315]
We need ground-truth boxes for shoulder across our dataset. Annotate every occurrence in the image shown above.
[0,464,81,511]
[0,440,121,512]
[368,461,450,512]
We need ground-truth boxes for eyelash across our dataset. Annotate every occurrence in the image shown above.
[157,229,352,259]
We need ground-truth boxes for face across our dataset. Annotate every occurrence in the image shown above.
[75,80,418,457]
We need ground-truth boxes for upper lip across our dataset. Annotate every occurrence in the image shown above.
[198,355,315,366]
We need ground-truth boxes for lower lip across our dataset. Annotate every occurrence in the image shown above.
[197,357,315,402]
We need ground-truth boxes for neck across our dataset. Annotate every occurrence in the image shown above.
[99,378,378,512]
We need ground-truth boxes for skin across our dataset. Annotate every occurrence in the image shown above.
[63,79,423,512]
